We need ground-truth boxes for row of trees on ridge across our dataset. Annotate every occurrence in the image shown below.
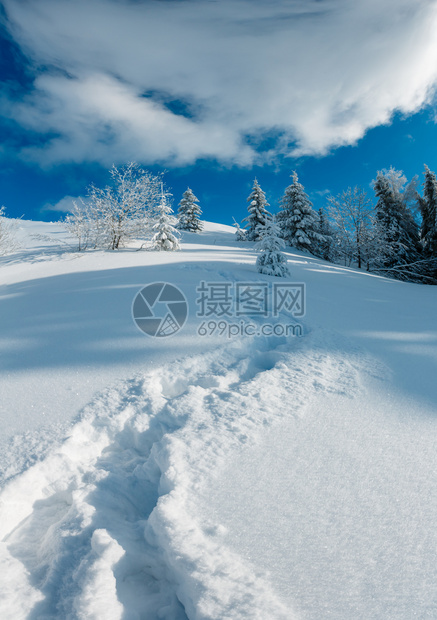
[63,163,203,252]
[1,159,436,283]
[237,166,437,283]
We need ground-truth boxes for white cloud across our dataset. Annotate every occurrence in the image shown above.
[3,0,437,167]
[41,195,82,213]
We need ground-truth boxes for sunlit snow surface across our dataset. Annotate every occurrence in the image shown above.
[0,221,436,619]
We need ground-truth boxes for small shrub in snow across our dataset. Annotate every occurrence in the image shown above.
[233,219,247,241]
[256,218,289,277]
[0,207,20,256]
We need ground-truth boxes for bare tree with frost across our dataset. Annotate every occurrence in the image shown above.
[64,162,163,250]
[327,187,374,268]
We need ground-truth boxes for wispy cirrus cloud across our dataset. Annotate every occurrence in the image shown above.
[2,0,437,167]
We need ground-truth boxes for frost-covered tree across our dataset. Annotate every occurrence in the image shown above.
[256,217,289,277]
[327,187,374,268]
[0,206,20,256]
[277,171,321,253]
[151,186,180,251]
[177,188,203,232]
[64,162,162,250]
[381,166,419,204]
[64,198,102,251]
[373,170,421,269]
[233,218,247,241]
[242,179,271,241]
[420,165,437,256]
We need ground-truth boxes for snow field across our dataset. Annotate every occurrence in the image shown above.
[1,220,437,619]
[198,384,437,618]
[0,221,257,482]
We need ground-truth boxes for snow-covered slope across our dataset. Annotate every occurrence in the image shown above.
[1,221,436,619]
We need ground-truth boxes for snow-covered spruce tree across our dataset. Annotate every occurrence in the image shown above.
[242,179,271,241]
[277,171,321,253]
[256,217,289,277]
[177,188,203,232]
[420,165,437,256]
[373,170,421,275]
[152,186,180,251]
[64,162,162,251]
[315,207,334,262]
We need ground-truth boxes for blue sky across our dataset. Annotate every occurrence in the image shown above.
[2,0,437,226]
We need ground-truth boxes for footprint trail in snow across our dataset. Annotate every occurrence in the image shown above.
[0,331,371,620]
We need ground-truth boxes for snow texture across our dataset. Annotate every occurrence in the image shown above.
[1,220,437,619]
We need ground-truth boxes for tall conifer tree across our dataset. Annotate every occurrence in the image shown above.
[177,188,203,233]
[373,171,420,268]
[242,179,271,241]
[420,165,437,255]
[277,171,321,253]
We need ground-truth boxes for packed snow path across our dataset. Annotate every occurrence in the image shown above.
[0,329,387,620]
